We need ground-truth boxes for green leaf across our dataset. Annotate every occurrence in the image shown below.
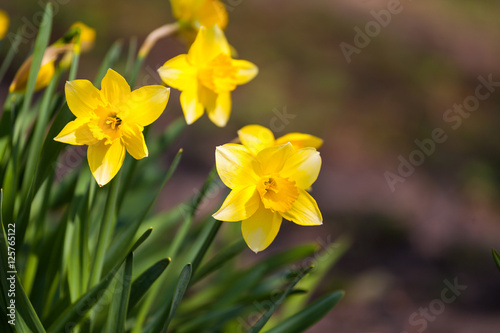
[493,249,500,272]
[104,149,182,272]
[247,266,314,333]
[105,253,134,333]
[191,239,246,285]
[264,291,344,333]
[280,237,349,318]
[47,229,152,332]
[128,258,171,313]
[149,263,192,333]
[0,190,46,332]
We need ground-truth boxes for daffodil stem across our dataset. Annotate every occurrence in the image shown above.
[88,176,119,289]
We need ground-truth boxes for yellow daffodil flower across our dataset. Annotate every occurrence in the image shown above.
[158,25,258,127]
[237,124,323,155]
[213,142,323,253]
[10,22,95,93]
[0,10,8,40]
[170,0,228,31]
[54,69,170,186]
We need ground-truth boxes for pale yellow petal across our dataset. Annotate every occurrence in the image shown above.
[232,59,258,85]
[206,91,231,127]
[280,148,321,189]
[254,143,294,176]
[180,89,204,124]
[120,123,148,160]
[54,117,98,145]
[275,133,323,150]
[87,140,126,186]
[237,125,275,155]
[10,60,55,93]
[281,189,322,226]
[65,79,103,118]
[212,185,260,222]
[241,205,282,253]
[100,69,131,105]
[188,25,230,67]
[197,0,228,29]
[158,54,198,91]
[215,143,259,189]
[120,85,170,126]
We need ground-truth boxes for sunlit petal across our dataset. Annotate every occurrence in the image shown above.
[65,79,103,118]
[275,132,323,150]
[241,205,282,253]
[206,91,231,127]
[282,189,323,226]
[188,25,231,67]
[254,143,294,176]
[180,89,204,124]
[120,123,147,160]
[280,148,321,189]
[213,185,260,221]
[232,59,258,85]
[87,140,126,186]
[237,124,275,155]
[158,55,197,91]
[54,117,98,145]
[100,69,131,105]
[120,85,170,126]
[215,143,258,189]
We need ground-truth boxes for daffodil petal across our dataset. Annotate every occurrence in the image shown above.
[282,189,322,226]
[100,69,131,105]
[180,89,204,124]
[255,143,294,175]
[280,148,321,189]
[54,117,98,145]
[158,54,197,91]
[206,91,231,127]
[213,186,260,222]
[215,143,259,189]
[232,59,258,85]
[237,125,275,155]
[275,132,323,150]
[65,80,103,118]
[34,61,55,92]
[241,205,282,253]
[87,140,125,187]
[120,123,148,160]
[120,85,170,126]
[188,25,231,67]
[197,0,228,29]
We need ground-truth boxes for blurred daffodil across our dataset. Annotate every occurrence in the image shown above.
[9,45,69,93]
[9,22,95,93]
[0,9,8,40]
[170,0,227,31]
[213,142,323,253]
[54,69,170,186]
[158,25,258,126]
[237,124,323,155]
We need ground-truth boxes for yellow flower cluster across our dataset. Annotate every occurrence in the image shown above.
[47,0,323,251]
[0,9,9,40]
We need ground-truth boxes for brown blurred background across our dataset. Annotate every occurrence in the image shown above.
[2,0,500,332]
